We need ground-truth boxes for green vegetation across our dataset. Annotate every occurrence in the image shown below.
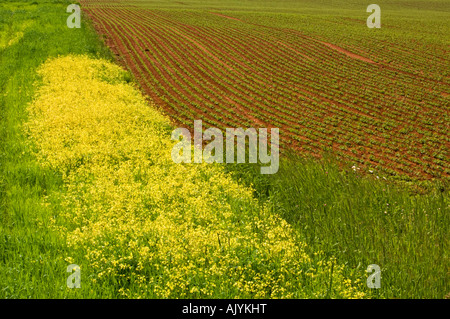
[1,0,448,299]
[226,153,449,298]
[0,0,113,298]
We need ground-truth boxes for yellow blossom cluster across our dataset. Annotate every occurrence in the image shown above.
[25,55,364,298]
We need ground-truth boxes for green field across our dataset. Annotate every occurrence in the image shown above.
[0,0,449,299]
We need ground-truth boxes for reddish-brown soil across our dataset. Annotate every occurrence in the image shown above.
[319,41,377,64]
[209,12,242,21]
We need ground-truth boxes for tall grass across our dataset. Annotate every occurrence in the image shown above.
[225,153,449,298]
[0,0,113,298]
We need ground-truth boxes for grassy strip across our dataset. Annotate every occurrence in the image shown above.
[0,0,112,298]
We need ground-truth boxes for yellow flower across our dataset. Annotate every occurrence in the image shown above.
[25,55,364,299]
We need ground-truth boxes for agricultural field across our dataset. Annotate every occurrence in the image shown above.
[79,0,450,180]
[0,0,449,302]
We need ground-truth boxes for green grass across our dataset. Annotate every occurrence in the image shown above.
[225,153,449,298]
[0,0,113,298]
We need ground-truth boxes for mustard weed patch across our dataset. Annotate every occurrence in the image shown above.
[25,55,364,298]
